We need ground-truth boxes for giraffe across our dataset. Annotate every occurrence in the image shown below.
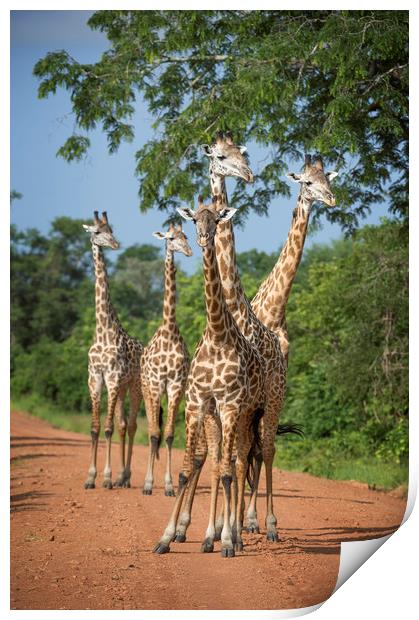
[172,131,287,544]
[153,196,266,557]
[83,211,143,490]
[250,154,338,362]
[140,223,193,496]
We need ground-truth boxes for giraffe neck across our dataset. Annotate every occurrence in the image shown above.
[92,244,121,338]
[251,192,312,329]
[162,248,177,327]
[202,238,234,344]
[210,166,250,330]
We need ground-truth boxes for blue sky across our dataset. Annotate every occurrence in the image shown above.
[10,10,390,274]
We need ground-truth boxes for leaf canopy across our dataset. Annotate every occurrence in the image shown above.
[33,10,408,231]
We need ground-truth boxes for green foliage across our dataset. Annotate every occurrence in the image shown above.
[11,216,408,487]
[10,190,23,203]
[110,244,165,321]
[281,219,408,465]
[33,10,408,231]
[11,219,92,347]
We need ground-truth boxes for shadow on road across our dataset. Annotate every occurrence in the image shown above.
[10,489,54,513]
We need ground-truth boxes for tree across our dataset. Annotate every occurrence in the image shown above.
[11,218,92,347]
[283,219,408,452]
[33,10,408,231]
[110,243,165,320]
[10,190,23,204]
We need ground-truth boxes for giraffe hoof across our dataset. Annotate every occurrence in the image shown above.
[164,489,175,497]
[234,541,244,552]
[142,488,152,495]
[266,532,279,542]
[246,525,260,534]
[153,542,170,554]
[84,481,95,489]
[221,547,235,558]
[174,533,186,543]
[214,532,222,542]
[102,480,113,490]
[201,539,214,553]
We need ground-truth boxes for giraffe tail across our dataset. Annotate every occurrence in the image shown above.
[276,423,304,438]
[155,406,164,460]
[246,407,265,492]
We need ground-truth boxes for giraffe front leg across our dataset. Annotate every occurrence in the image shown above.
[163,384,184,496]
[102,382,120,490]
[174,424,207,542]
[153,404,202,553]
[85,372,102,489]
[233,424,252,551]
[219,408,238,558]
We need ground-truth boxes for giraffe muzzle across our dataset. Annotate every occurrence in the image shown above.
[197,234,210,248]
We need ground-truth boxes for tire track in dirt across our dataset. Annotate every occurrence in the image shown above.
[10,410,407,610]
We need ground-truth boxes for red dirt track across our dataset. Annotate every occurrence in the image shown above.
[10,410,406,610]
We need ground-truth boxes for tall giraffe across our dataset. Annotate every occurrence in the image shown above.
[153,197,265,557]
[83,211,143,490]
[251,154,338,361]
[141,223,192,496]
[172,132,287,544]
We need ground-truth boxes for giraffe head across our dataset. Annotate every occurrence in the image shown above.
[82,211,119,249]
[152,223,193,257]
[202,131,254,183]
[177,195,237,248]
[286,155,338,207]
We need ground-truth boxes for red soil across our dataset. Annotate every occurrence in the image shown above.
[10,410,406,610]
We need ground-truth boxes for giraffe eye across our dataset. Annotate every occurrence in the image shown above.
[217,155,226,160]
[305,181,313,186]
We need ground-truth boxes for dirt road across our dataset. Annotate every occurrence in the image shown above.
[10,410,406,610]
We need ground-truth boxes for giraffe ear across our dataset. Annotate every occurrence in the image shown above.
[217,207,237,222]
[152,231,167,240]
[83,224,97,233]
[286,172,303,183]
[201,144,212,156]
[326,171,338,181]
[177,207,196,222]
[238,145,247,154]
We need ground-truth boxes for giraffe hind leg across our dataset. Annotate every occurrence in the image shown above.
[121,374,141,488]
[114,386,129,488]
[163,384,184,496]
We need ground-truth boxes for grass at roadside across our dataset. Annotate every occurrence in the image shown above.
[11,394,186,448]
[275,435,408,491]
[11,395,407,492]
